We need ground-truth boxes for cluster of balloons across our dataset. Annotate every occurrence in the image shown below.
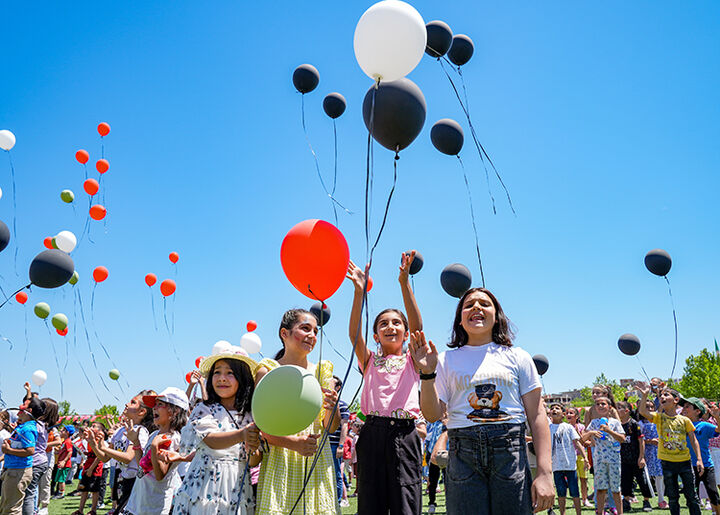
[42,231,78,254]
[144,252,179,297]
[291,65,348,121]
[424,20,475,67]
[29,249,75,289]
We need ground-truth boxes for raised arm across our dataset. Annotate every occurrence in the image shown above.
[410,331,444,423]
[399,251,422,334]
[346,260,372,370]
[635,382,653,421]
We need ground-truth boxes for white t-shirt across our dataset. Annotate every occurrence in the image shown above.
[550,422,580,471]
[0,428,11,469]
[436,342,541,429]
[110,425,150,480]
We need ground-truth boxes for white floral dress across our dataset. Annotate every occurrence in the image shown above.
[173,403,255,515]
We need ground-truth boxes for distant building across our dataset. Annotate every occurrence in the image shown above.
[544,389,583,405]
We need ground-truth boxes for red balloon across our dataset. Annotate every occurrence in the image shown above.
[185,372,193,384]
[84,179,100,196]
[57,328,68,337]
[75,149,89,164]
[89,205,107,220]
[43,237,54,249]
[97,122,111,137]
[247,320,258,332]
[93,266,109,283]
[367,276,374,292]
[145,273,157,287]
[160,279,176,297]
[195,356,204,368]
[96,159,109,174]
[280,219,349,301]
[169,252,179,264]
[15,292,28,305]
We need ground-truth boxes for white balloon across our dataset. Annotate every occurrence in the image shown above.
[212,340,232,355]
[54,230,77,253]
[0,130,16,151]
[353,0,426,82]
[240,332,262,354]
[31,369,47,386]
[0,186,2,200]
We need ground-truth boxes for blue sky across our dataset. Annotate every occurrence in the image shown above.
[1,1,718,413]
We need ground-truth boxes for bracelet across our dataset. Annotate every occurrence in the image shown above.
[132,445,142,451]
[419,371,436,380]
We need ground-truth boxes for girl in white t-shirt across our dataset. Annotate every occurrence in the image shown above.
[412,287,554,515]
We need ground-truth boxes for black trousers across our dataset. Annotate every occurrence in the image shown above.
[620,461,652,498]
[357,416,422,515]
[694,466,719,506]
[661,459,701,515]
[427,457,441,505]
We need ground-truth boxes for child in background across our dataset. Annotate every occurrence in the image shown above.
[639,400,666,509]
[51,425,75,499]
[637,383,703,515]
[584,385,620,426]
[549,403,587,515]
[73,422,107,515]
[582,396,626,514]
[566,407,591,508]
[680,398,720,515]
[616,401,653,512]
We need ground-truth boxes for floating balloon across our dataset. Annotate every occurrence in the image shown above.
[75,149,89,164]
[69,271,79,286]
[54,231,77,254]
[618,334,641,356]
[292,64,320,94]
[34,302,51,319]
[212,340,232,355]
[362,78,426,152]
[0,130,16,151]
[84,179,99,196]
[96,159,109,174]
[51,313,69,331]
[448,34,474,67]
[169,252,179,264]
[323,93,347,119]
[280,219,349,301]
[93,266,109,283]
[252,365,323,436]
[185,371,194,384]
[97,122,111,137]
[425,20,453,58]
[367,276,374,292]
[310,302,331,327]
[0,219,9,253]
[246,321,258,332]
[240,332,262,354]
[644,249,672,277]
[431,119,464,156]
[57,328,68,337]
[194,356,204,368]
[0,186,2,199]
[405,250,424,275]
[532,354,549,376]
[15,291,28,304]
[440,263,472,298]
[31,370,47,387]
[29,250,75,288]
[60,190,75,203]
[145,273,157,287]
[43,237,53,250]
[109,369,120,380]
[160,279,176,297]
[89,205,106,220]
[353,0,426,82]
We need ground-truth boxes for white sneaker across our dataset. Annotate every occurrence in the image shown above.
[37,509,48,515]
[340,499,350,507]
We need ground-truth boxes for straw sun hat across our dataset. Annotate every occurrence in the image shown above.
[199,344,258,377]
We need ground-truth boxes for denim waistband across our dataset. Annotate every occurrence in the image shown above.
[448,422,525,440]
[365,415,416,428]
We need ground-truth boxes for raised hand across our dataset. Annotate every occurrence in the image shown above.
[634,381,650,397]
[398,251,416,286]
[190,370,202,385]
[409,331,438,374]
[346,260,369,292]
[125,418,140,446]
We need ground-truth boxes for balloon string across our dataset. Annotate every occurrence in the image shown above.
[300,94,351,223]
[457,155,486,287]
[0,332,13,350]
[7,152,19,275]
[330,119,339,227]
[83,163,88,181]
[369,153,398,260]
[90,290,128,391]
[43,321,64,398]
[0,283,30,311]
[101,136,104,160]
[100,174,108,234]
[163,297,183,372]
[23,308,29,366]
[77,288,118,401]
[636,355,651,383]
[665,275,679,378]
[73,345,104,405]
[149,288,158,331]
[163,296,171,335]
[457,66,471,112]
[322,332,348,363]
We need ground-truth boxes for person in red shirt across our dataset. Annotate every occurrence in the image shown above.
[51,425,75,498]
[72,422,107,515]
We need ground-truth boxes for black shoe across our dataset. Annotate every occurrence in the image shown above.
[622,498,632,512]
[642,500,652,512]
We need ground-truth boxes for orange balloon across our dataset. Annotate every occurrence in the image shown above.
[75,149,89,164]
[280,219,349,301]
[160,279,176,297]
[93,266,109,283]
[367,276,374,292]
[57,328,68,337]
[169,252,179,264]
[195,356,204,368]
[185,372,193,384]
[89,205,106,220]
[43,237,54,249]
[145,273,157,287]
[97,122,111,137]
[15,292,28,305]
[247,320,258,332]
[96,159,109,174]
[83,179,99,196]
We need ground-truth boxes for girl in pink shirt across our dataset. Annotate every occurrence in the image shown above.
[346,251,424,515]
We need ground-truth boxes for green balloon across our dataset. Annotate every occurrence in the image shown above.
[251,365,323,436]
[60,190,74,203]
[357,411,367,422]
[109,369,120,380]
[51,238,58,249]
[51,313,68,331]
[34,302,51,319]
[69,271,79,285]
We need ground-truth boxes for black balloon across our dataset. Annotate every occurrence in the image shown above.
[618,333,641,356]
[404,250,424,275]
[362,78,426,153]
[310,302,331,327]
[425,20,453,58]
[292,64,319,94]
[0,219,9,253]
[29,249,75,289]
[644,249,672,277]
[532,354,550,376]
[323,93,346,119]
[448,34,474,67]
[440,263,472,298]
[431,119,464,156]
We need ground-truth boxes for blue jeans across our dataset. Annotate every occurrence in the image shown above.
[661,459,701,515]
[446,423,533,515]
[330,442,343,501]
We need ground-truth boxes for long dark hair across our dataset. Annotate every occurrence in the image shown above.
[39,398,59,427]
[449,287,515,348]
[136,390,157,432]
[372,309,409,335]
[205,358,254,415]
[275,308,314,360]
[166,404,188,433]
